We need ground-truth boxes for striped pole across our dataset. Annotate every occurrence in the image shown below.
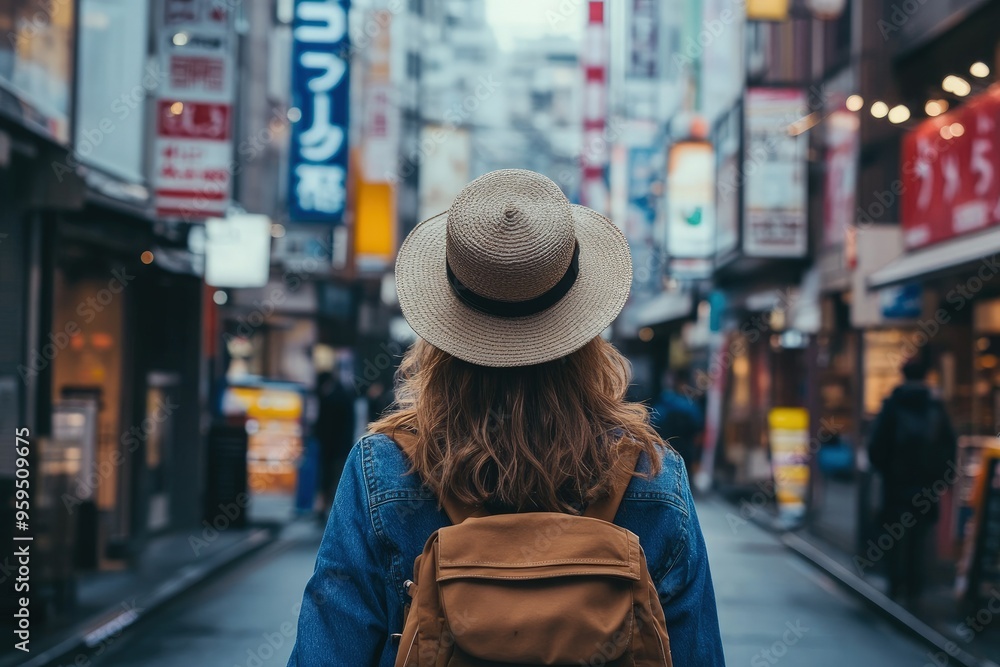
[581,0,608,213]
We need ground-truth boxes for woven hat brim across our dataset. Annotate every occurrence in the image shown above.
[395,205,633,368]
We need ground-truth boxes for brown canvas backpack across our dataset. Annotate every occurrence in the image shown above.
[392,432,673,666]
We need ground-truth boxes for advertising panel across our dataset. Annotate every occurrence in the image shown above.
[75,0,151,182]
[667,141,716,260]
[289,0,351,223]
[901,85,1000,250]
[354,8,397,271]
[768,407,810,527]
[0,0,75,144]
[153,0,236,220]
[627,140,664,294]
[744,88,809,258]
[823,73,860,249]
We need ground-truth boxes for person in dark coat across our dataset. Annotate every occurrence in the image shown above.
[651,370,704,477]
[314,371,357,520]
[867,357,957,604]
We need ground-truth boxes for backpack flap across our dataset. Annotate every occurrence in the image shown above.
[435,512,641,664]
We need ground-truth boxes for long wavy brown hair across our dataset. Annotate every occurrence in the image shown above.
[370,336,664,514]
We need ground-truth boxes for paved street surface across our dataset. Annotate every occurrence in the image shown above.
[90,499,935,667]
[700,495,932,666]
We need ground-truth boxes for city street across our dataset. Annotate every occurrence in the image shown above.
[4,1,1000,664]
[88,497,933,667]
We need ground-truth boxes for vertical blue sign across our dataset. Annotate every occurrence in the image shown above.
[290,0,351,222]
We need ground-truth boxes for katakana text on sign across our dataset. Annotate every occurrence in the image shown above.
[289,0,351,223]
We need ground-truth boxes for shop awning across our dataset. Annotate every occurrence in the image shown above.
[868,225,1000,289]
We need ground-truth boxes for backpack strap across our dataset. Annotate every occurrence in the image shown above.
[388,428,639,525]
[583,448,640,523]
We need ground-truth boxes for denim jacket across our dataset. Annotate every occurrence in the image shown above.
[287,433,726,666]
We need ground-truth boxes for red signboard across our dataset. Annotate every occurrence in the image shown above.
[902,85,1000,249]
[156,100,231,140]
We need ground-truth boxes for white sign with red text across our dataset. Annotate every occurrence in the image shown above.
[153,1,234,220]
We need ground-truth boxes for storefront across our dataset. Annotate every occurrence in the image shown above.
[863,68,1000,600]
[42,212,206,572]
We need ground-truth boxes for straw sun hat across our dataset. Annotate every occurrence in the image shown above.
[395,169,632,367]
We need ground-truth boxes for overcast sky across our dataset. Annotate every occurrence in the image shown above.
[485,0,584,50]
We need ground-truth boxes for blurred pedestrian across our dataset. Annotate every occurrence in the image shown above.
[366,380,394,423]
[867,356,956,605]
[651,369,705,477]
[313,370,356,522]
[288,170,724,666]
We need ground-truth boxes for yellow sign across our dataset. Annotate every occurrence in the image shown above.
[224,386,303,420]
[354,178,395,261]
[768,408,810,525]
[747,0,790,21]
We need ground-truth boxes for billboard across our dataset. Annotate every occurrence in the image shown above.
[153,0,236,220]
[289,0,351,223]
[823,73,860,249]
[901,85,1000,250]
[354,8,397,271]
[667,141,716,260]
[0,0,75,144]
[76,0,152,182]
[743,88,809,258]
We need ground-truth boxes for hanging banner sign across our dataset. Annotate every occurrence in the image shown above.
[744,88,809,258]
[153,0,235,220]
[289,0,351,223]
[901,85,1000,250]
